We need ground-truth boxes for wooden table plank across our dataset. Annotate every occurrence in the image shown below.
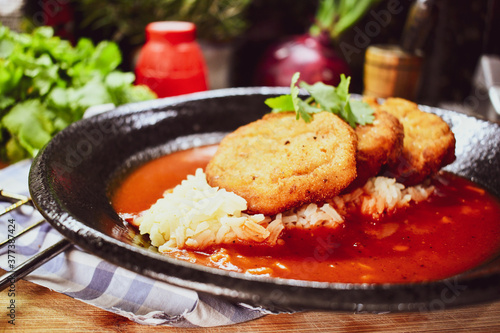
[1,277,500,332]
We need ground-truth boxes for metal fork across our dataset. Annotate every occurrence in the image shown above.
[0,190,72,290]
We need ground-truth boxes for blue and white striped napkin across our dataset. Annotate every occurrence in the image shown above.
[0,159,266,327]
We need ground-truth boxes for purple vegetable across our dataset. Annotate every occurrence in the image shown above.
[254,31,350,86]
[254,0,380,87]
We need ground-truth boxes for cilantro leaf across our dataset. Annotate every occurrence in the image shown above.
[264,73,321,123]
[264,72,374,128]
[300,81,342,114]
[335,74,351,101]
[349,99,375,125]
[289,72,312,122]
[265,95,294,112]
[293,99,312,122]
[343,99,358,127]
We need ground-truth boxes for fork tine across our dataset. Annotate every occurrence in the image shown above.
[0,197,32,216]
[0,189,33,206]
[0,189,72,290]
[0,219,46,249]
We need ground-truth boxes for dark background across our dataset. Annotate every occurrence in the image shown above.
[21,0,500,107]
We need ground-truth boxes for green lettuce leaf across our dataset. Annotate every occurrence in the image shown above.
[0,24,156,163]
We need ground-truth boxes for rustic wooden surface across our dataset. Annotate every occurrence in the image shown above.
[1,275,500,332]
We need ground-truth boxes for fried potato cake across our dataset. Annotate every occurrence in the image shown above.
[345,109,404,190]
[205,112,358,215]
[367,97,456,185]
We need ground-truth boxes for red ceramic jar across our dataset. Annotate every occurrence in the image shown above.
[135,21,208,97]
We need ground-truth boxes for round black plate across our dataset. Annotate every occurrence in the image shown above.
[29,87,500,312]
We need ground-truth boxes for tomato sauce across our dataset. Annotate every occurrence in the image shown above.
[112,145,500,283]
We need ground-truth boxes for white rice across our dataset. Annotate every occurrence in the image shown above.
[136,168,282,252]
[136,169,434,252]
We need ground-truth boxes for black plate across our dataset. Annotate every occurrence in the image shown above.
[29,87,500,312]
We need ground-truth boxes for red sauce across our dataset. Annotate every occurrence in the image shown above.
[112,145,218,217]
[112,145,500,283]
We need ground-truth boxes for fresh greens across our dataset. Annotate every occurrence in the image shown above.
[265,72,374,127]
[309,0,382,40]
[0,25,156,163]
[69,0,252,45]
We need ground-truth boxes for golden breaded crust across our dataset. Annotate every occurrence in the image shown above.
[346,109,404,190]
[370,97,456,185]
[206,112,358,215]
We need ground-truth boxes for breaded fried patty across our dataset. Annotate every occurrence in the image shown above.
[369,98,456,185]
[346,109,404,190]
[206,112,358,215]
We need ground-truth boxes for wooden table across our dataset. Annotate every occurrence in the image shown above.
[1,273,500,332]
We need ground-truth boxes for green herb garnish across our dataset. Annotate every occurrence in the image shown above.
[0,25,156,163]
[265,72,374,127]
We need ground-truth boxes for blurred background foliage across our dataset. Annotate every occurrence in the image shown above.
[22,0,317,71]
[70,0,253,44]
[13,0,500,104]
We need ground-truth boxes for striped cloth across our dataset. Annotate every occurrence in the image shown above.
[0,159,267,327]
